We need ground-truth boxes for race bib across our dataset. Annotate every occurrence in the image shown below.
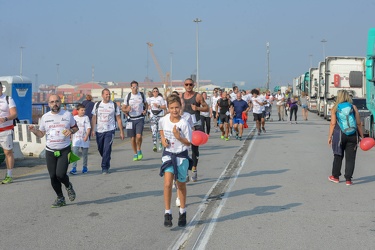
[126,121,133,129]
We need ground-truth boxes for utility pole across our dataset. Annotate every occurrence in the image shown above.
[266,42,270,90]
[193,18,202,92]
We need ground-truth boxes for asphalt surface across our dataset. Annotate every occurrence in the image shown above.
[1,111,375,250]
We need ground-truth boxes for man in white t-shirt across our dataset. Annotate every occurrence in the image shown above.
[275,89,285,121]
[122,81,148,161]
[211,89,221,132]
[0,82,18,184]
[92,88,124,174]
[249,89,265,135]
[29,94,78,208]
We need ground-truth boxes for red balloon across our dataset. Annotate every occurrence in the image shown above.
[360,137,375,151]
[72,109,78,116]
[192,130,208,146]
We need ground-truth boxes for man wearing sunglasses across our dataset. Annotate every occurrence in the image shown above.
[181,78,209,182]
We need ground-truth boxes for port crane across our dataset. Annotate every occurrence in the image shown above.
[146,42,171,90]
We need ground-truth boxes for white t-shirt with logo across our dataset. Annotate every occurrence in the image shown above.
[230,92,237,102]
[39,110,77,150]
[0,94,16,129]
[259,94,266,112]
[251,96,264,114]
[72,115,91,148]
[242,94,251,104]
[92,101,120,133]
[200,98,211,117]
[125,92,145,118]
[159,114,192,165]
[148,96,166,118]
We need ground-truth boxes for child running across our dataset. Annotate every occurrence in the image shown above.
[69,104,91,174]
[159,94,193,227]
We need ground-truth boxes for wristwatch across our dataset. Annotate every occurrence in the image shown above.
[69,129,74,134]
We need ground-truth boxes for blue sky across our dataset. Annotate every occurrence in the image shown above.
[0,0,373,90]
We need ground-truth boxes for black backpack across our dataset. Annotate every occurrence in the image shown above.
[6,96,19,126]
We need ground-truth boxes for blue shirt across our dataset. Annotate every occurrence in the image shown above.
[232,99,249,119]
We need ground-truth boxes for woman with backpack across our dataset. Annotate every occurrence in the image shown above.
[328,90,364,186]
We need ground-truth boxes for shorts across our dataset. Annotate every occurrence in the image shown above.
[262,111,266,118]
[126,118,145,137]
[212,111,217,119]
[233,117,244,125]
[302,104,308,109]
[218,114,229,124]
[253,113,262,122]
[0,130,13,150]
[164,159,189,183]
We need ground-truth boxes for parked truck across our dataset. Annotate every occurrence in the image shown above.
[365,28,375,137]
[317,61,326,116]
[308,67,318,111]
[323,56,366,120]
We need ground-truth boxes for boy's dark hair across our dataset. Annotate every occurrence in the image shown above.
[76,104,85,110]
[172,91,179,95]
[251,89,260,95]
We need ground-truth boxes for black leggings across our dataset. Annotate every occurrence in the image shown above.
[332,134,357,180]
[290,105,298,121]
[200,115,211,135]
[46,146,71,197]
[191,125,204,169]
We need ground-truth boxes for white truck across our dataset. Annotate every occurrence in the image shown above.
[317,61,326,116]
[308,67,318,111]
[323,56,366,120]
[292,76,299,96]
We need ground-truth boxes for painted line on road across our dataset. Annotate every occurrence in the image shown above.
[168,124,257,250]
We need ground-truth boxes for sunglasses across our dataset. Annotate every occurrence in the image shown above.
[153,90,159,92]
[185,83,193,86]
[49,100,60,104]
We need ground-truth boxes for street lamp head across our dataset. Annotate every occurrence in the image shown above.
[193,18,202,23]
[321,39,327,43]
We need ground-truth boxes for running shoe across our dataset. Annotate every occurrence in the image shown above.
[1,175,13,184]
[164,213,173,227]
[262,127,266,133]
[346,180,353,186]
[158,143,163,151]
[328,175,339,183]
[102,170,109,175]
[51,196,66,208]
[225,137,229,141]
[153,145,157,152]
[137,151,143,160]
[133,154,138,161]
[66,182,76,201]
[178,212,187,227]
[69,167,77,175]
[82,167,88,174]
[191,170,198,182]
[236,133,239,139]
[176,197,181,207]
[239,137,242,141]
[220,135,225,139]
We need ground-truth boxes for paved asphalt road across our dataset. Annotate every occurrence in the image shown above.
[1,111,375,250]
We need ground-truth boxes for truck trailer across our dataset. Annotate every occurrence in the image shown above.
[323,56,366,120]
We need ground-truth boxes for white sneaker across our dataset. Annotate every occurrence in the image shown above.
[176,197,181,207]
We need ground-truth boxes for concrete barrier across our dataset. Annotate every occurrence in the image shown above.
[13,124,46,158]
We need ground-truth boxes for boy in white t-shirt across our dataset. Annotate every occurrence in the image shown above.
[69,104,91,174]
[159,94,192,228]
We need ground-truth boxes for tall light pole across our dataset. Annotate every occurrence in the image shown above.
[266,42,270,90]
[193,18,202,92]
[56,63,60,85]
[20,46,25,76]
[170,52,173,88]
[321,39,327,59]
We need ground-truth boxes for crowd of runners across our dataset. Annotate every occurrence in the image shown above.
[16,79,303,227]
